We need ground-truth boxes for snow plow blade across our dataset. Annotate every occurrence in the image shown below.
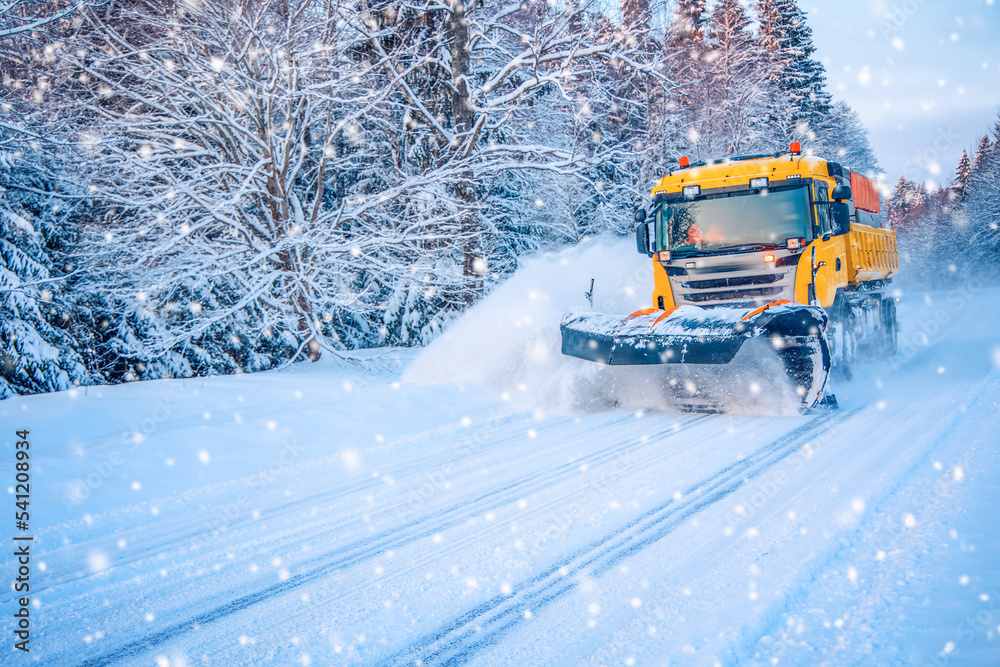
[561,303,832,412]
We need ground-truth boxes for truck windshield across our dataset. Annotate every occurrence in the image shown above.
[655,186,811,256]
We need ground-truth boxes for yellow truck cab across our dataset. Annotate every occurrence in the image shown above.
[634,143,899,371]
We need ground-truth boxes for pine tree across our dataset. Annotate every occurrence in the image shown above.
[897,185,972,287]
[669,0,707,42]
[616,0,656,106]
[885,176,921,229]
[954,149,972,197]
[698,0,781,156]
[664,0,708,88]
[966,114,1000,270]
[706,0,757,84]
[621,0,651,34]
[973,135,992,171]
[0,135,90,398]
[820,101,879,174]
[606,1,657,191]
[756,0,832,134]
[659,0,710,155]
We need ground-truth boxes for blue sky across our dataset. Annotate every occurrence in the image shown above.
[807,0,1000,187]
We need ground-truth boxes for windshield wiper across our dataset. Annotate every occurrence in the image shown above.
[709,243,780,254]
[668,243,780,258]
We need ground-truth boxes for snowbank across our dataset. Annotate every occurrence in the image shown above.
[402,237,708,412]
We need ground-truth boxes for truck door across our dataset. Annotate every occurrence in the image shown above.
[807,182,848,307]
[814,183,832,237]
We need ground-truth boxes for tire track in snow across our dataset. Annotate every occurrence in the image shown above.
[377,410,856,667]
[70,415,713,666]
[721,371,1000,664]
[272,411,737,631]
[34,411,583,592]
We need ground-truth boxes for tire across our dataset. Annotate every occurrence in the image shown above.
[829,297,857,381]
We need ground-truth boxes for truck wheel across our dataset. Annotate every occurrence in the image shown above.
[830,298,857,380]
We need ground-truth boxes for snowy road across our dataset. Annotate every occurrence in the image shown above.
[4,244,1000,665]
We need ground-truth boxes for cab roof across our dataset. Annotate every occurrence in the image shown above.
[652,154,835,199]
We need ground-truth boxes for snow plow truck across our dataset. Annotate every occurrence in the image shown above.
[561,144,898,412]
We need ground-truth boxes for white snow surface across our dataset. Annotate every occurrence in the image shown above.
[3,240,1000,666]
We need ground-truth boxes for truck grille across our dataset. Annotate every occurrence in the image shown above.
[682,274,784,290]
[685,286,785,303]
[666,251,799,306]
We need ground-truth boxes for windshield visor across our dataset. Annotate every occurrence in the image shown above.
[655,187,811,255]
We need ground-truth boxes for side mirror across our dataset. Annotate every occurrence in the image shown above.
[635,222,652,256]
[831,201,851,235]
[634,208,647,223]
[831,184,852,201]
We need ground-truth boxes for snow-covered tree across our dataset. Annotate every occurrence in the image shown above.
[755,0,832,139]
[954,149,972,198]
[884,115,1000,286]
[622,0,652,31]
[60,2,388,367]
[694,0,781,157]
[895,185,972,287]
[606,0,660,156]
[973,134,992,172]
[658,0,709,155]
[665,0,707,52]
[885,176,922,230]
[0,1,85,44]
[652,0,859,166]
[818,101,879,175]
[361,0,664,291]
[966,115,1000,270]
[45,0,663,372]
[0,118,90,397]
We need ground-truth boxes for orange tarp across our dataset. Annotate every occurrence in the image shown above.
[850,171,880,214]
